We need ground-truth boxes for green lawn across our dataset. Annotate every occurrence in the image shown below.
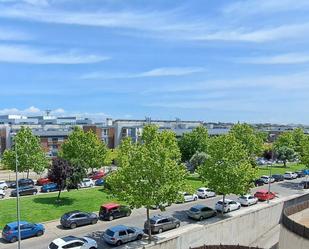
[257,163,305,177]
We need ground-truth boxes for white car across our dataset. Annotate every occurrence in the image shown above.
[48,236,97,249]
[78,178,95,188]
[283,172,298,180]
[0,189,5,199]
[0,181,8,190]
[260,175,275,184]
[196,187,216,199]
[178,192,198,203]
[238,194,258,206]
[215,199,241,213]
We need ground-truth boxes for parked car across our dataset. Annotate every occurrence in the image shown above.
[10,186,38,197]
[2,221,44,243]
[260,175,275,184]
[254,179,264,186]
[99,203,131,221]
[41,183,58,193]
[283,171,298,179]
[36,177,52,186]
[103,225,144,246]
[300,180,309,189]
[254,190,276,201]
[48,236,97,249]
[177,192,198,203]
[271,174,284,182]
[60,211,98,229]
[78,178,94,188]
[187,204,216,220]
[89,171,105,180]
[215,199,241,213]
[144,215,180,234]
[10,178,34,188]
[238,194,258,206]
[95,178,104,186]
[295,170,305,178]
[0,180,8,190]
[0,189,5,199]
[196,187,216,199]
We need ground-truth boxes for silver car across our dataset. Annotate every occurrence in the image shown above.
[144,215,180,234]
[103,225,144,246]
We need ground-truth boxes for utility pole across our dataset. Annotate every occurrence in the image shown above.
[267,150,274,204]
[15,137,21,249]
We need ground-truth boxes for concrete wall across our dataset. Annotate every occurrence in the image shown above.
[279,225,309,249]
[140,193,309,249]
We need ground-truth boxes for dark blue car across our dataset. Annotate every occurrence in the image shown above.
[95,178,104,186]
[41,183,58,193]
[2,221,45,243]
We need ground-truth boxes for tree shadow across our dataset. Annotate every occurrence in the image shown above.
[33,196,75,206]
[0,238,9,244]
[277,181,304,190]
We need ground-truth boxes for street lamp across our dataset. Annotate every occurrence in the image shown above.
[15,137,21,249]
[267,151,274,204]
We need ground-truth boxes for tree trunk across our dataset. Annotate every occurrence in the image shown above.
[284,160,287,167]
[27,169,29,179]
[221,194,226,216]
[147,207,152,243]
[57,183,62,202]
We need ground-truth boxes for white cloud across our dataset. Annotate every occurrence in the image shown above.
[24,106,41,113]
[0,44,109,64]
[238,53,309,64]
[0,27,31,40]
[82,67,206,79]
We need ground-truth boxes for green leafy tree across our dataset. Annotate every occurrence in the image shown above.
[2,127,49,178]
[277,146,296,167]
[189,151,208,172]
[107,125,187,241]
[59,127,108,172]
[230,123,265,162]
[300,137,309,168]
[198,134,257,215]
[274,132,295,150]
[291,128,305,156]
[178,126,208,162]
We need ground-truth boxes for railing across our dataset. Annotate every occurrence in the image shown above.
[282,200,309,239]
[190,245,262,249]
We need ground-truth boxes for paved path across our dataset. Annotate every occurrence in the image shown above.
[1,178,308,249]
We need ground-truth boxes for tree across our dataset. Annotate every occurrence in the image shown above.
[48,158,72,201]
[230,123,265,162]
[197,134,257,215]
[178,126,208,162]
[277,146,296,167]
[2,127,49,178]
[189,151,208,172]
[291,128,305,156]
[59,127,108,172]
[274,132,295,150]
[106,125,187,241]
[300,137,309,168]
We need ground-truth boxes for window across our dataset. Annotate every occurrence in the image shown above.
[63,242,84,248]
[75,214,86,218]
[119,230,127,236]
[127,229,135,234]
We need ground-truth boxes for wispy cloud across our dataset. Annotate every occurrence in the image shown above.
[0,44,109,64]
[82,67,206,79]
[238,53,309,64]
[0,26,32,40]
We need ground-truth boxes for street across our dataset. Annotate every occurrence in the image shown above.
[1,178,307,249]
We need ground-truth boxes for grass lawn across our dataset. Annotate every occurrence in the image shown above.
[257,163,305,177]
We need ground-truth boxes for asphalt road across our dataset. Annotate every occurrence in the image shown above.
[1,178,308,249]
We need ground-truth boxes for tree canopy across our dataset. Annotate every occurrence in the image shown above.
[107,125,187,240]
[276,146,296,167]
[2,127,49,178]
[178,126,209,162]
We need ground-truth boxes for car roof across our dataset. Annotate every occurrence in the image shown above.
[240,194,252,198]
[52,236,81,246]
[7,221,28,227]
[64,210,82,216]
[108,225,129,232]
[101,203,120,209]
[191,204,207,209]
[218,199,233,202]
[261,175,269,178]
[150,214,171,221]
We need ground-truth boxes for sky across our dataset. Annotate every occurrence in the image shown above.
[0,0,309,124]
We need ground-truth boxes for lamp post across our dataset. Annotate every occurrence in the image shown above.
[267,151,274,204]
[15,137,21,249]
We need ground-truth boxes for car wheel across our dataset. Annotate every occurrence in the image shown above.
[36,230,44,237]
[175,223,180,228]
[199,216,204,221]
[90,184,93,187]
[70,223,77,229]
[116,240,122,246]
[126,212,131,217]
[194,197,198,201]
[46,189,50,193]
[227,208,230,213]
[108,215,114,221]
[33,191,37,195]
[137,234,143,240]
[3,186,8,190]
[0,195,4,199]
[89,247,97,249]
[10,237,17,243]
[91,219,98,225]
[158,228,163,234]
[238,205,241,210]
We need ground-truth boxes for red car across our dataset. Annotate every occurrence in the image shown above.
[89,171,105,180]
[254,189,276,201]
[36,177,52,186]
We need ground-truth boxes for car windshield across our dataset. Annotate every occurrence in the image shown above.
[197,189,204,192]
[189,207,200,212]
[48,242,59,249]
[100,207,107,213]
[239,196,248,199]
[217,201,223,205]
[105,229,115,237]
[150,219,157,224]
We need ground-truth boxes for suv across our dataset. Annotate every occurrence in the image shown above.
[99,203,131,221]
[196,187,216,199]
[10,178,34,188]
[60,211,98,229]
[10,186,38,197]
[0,180,8,190]
[103,225,144,246]
[144,215,180,234]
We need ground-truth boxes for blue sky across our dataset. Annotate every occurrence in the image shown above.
[0,0,309,124]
